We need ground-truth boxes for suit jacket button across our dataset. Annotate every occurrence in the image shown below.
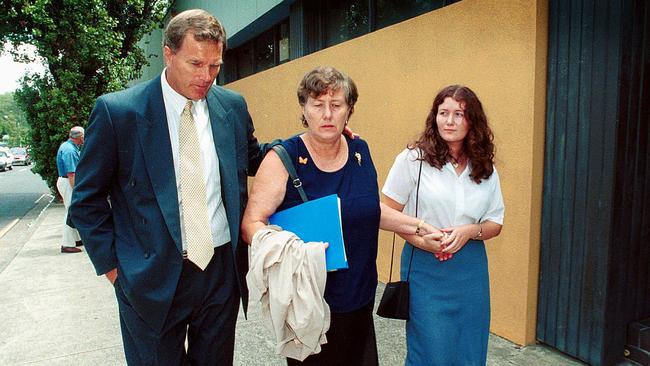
[144,252,150,259]
[130,179,136,187]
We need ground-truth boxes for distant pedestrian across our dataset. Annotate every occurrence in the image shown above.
[56,126,84,253]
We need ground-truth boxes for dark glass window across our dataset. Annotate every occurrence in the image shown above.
[224,19,289,83]
[376,0,458,29]
[222,1,460,83]
[236,42,254,79]
[220,50,237,85]
[255,28,275,73]
[279,21,290,63]
[325,0,369,47]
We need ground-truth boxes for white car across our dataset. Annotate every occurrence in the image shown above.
[10,147,30,165]
[0,151,9,172]
[0,147,13,170]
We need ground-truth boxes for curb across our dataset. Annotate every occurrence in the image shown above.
[0,193,55,275]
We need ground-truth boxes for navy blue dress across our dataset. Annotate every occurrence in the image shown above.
[278,135,381,313]
[280,135,381,366]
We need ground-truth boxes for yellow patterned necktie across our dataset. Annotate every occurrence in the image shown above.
[179,100,214,270]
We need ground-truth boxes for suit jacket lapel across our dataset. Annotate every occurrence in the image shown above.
[206,88,240,247]
[136,76,182,252]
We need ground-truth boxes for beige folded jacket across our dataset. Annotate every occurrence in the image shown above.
[246,225,330,361]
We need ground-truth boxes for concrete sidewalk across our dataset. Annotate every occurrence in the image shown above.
[0,203,586,365]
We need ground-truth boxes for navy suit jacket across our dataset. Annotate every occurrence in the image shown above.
[71,76,265,331]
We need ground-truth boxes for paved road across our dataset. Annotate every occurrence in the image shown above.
[0,165,53,274]
[0,165,51,237]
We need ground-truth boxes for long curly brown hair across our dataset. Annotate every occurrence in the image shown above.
[410,85,495,184]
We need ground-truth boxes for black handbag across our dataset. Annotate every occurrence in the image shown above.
[376,233,413,320]
[376,158,423,320]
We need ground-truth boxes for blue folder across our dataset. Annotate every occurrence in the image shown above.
[269,194,347,271]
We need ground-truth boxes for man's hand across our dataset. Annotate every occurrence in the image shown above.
[105,268,118,285]
[67,172,75,188]
[343,126,359,140]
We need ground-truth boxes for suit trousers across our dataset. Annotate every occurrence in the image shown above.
[114,243,240,366]
[56,177,81,247]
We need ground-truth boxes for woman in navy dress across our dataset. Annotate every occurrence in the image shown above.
[242,67,439,365]
[383,85,505,365]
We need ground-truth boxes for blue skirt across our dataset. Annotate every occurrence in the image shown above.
[400,240,490,366]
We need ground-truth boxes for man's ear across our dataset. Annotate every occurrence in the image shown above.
[163,45,173,65]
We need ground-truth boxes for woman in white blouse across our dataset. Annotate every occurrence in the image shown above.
[382,85,504,365]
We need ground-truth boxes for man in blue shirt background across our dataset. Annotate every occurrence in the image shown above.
[56,126,84,253]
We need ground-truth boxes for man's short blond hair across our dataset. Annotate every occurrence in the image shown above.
[163,9,226,52]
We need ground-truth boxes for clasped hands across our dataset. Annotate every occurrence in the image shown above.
[416,222,478,261]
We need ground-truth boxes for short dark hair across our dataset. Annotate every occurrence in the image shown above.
[163,9,226,52]
[297,66,358,127]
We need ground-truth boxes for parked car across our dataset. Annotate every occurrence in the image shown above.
[0,151,8,172]
[10,147,31,165]
[0,147,12,170]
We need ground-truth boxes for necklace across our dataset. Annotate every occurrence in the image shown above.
[303,134,347,171]
[450,155,465,169]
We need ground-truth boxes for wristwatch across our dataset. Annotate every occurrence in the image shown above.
[475,223,483,239]
[415,220,425,236]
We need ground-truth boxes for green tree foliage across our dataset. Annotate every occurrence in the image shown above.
[0,92,30,146]
[1,0,169,190]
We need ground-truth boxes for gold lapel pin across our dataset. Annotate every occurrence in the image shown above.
[298,156,308,165]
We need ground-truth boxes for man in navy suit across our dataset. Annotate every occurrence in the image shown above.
[71,9,265,365]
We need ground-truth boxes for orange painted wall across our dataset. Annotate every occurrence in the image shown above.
[228,0,548,345]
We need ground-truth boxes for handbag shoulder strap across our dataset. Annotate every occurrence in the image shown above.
[272,144,308,203]
[387,155,423,282]
[405,158,423,281]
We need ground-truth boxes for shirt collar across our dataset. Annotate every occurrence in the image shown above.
[67,139,80,150]
[161,67,207,115]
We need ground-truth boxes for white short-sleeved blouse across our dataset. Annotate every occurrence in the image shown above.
[382,148,505,229]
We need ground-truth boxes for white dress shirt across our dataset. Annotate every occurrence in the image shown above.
[382,148,505,229]
[161,70,231,249]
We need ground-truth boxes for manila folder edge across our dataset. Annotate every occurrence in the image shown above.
[268,194,347,271]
